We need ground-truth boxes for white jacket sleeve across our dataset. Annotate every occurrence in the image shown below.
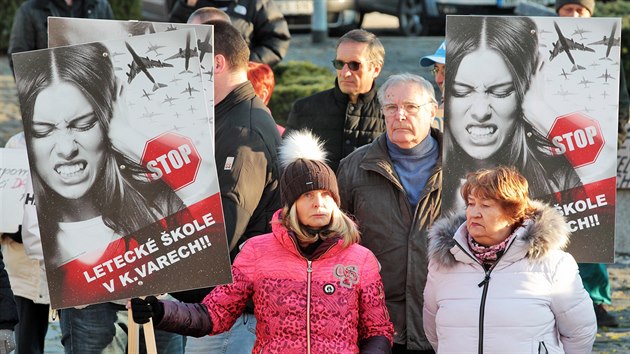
[423,260,439,351]
[21,177,44,265]
[550,252,597,354]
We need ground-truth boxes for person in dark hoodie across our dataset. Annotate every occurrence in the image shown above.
[7,0,114,74]
[423,166,596,353]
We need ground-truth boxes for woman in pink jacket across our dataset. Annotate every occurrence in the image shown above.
[130,130,394,354]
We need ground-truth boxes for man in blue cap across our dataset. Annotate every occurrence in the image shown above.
[420,40,445,130]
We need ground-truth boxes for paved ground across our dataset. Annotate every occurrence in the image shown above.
[2,32,630,353]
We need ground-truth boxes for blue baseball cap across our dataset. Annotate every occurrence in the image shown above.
[420,40,446,67]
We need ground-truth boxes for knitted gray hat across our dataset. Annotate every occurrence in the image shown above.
[279,130,340,208]
[555,0,595,15]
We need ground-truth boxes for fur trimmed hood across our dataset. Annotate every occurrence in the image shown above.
[428,200,570,268]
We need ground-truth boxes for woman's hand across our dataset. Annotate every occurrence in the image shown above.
[127,296,164,324]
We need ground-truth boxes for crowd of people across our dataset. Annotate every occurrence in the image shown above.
[0,0,623,353]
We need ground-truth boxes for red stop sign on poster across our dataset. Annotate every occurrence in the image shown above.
[141,132,200,191]
[548,112,604,168]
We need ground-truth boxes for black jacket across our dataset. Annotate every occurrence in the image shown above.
[8,0,114,72]
[172,82,281,303]
[0,245,18,331]
[337,129,443,351]
[169,0,290,66]
[286,80,385,172]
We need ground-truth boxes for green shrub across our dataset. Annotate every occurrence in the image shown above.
[0,0,21,51]
[110,0,143,20]
[0,0,142,51]
[269,61,335,126]
[595,0,630,88]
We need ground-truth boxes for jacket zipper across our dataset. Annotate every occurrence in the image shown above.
[477,270,491,354]
[306,260,313,354]
[454,241,513,354]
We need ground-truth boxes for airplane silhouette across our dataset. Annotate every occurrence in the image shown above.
[141,106,161,119]
[560,68,571,80]
[597,69,614,84]
[165,24,178,31]
[601,91,609,100]
[589,61,600,67]
[197,30,213,63]
[146,42,165,56]
[125,42,172,91]
[589,22,621,61]
[166,32,199,74]
[188,105,197,114]
[554,86,575,100]
[163,94,178,106]
[181,82,200,97]
[174,112,182,120]
[549,22,593,71]
[578,76,593,88]
[141,89,154,101]
[571,26,590,40]
[170,76,182,85]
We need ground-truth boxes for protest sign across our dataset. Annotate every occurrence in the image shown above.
[444,16,620,262]
[48,17,215,143]
[0,148,29,233]
[12,29,231,309]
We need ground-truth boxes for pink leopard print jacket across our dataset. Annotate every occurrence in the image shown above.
[161,210,393,353]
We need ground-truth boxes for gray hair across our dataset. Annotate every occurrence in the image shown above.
[336,29,385,67]
[377,73,437,105]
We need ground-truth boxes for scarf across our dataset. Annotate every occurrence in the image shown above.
[467,230,516,265]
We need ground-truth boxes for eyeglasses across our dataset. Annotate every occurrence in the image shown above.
[431,65,445,76]
[331,60,368,71]
[381,102,433,116]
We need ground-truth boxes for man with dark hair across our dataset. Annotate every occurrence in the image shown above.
[556,0,627,329]
[172,21,282,353]
[286,29,386,171]
[169,0,290,67]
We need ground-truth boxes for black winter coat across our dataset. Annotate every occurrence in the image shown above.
[8,0,114,72]
[0,245,18,331]
[169,0,290,66]
[286,80,385,172]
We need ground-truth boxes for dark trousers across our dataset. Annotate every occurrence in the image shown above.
[14,296,50,354]
[392,343,436,354]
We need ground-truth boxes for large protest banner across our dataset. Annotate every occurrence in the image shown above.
[444,16,620,262]
[12,29,231,309]
[0,148,29,233]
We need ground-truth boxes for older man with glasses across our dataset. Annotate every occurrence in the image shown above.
[338,73,442,354]
[286,29,385,171]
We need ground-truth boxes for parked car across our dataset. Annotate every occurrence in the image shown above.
[356,0,555,36]
[142,0,176,22]
[275,0,362,34]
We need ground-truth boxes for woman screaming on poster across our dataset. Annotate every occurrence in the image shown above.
[15,42,187,308]
[443,16,583,213]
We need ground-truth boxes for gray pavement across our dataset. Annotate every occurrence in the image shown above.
[1,33,630,353]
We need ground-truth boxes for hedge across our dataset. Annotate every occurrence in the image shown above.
[0,0,141,51]
[269,61,336,126]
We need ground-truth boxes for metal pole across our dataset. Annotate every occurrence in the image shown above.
[311,0,327,43]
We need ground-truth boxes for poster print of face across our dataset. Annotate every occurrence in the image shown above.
[12,29,231,309]
[443,16,620,262]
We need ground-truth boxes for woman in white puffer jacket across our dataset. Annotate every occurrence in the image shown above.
[423,166,596,354]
